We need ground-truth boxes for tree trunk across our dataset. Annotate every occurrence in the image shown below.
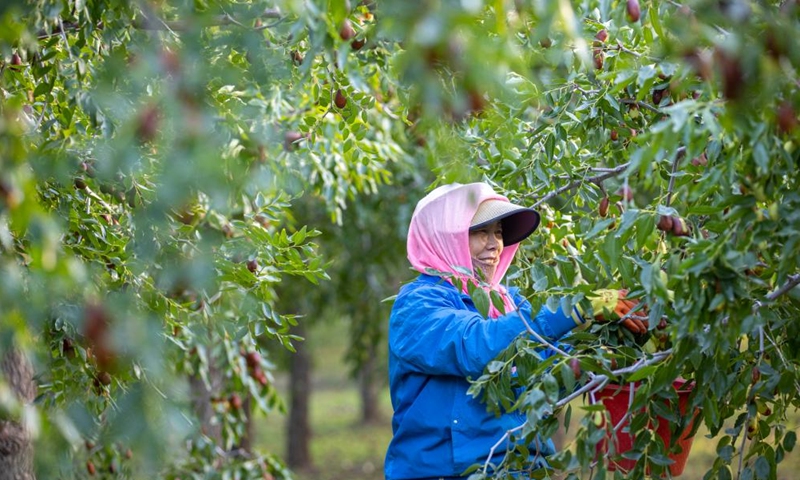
[189,360,223,443]
[358,346,381,425]
[0,348,36,480]
[286,323,312,470]
[239,394,254,453]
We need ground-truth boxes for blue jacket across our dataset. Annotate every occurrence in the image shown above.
[384,274,578,480]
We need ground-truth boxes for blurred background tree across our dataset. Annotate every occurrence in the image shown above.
[0,0,407,477]
[1,0,799,479]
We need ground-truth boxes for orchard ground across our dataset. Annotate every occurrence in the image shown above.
[258,318,800,480]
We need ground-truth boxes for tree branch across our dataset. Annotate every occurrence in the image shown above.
[528,163,630,208]
[132,8,283,32]
[37,8,285,39]
[37,21,81,39]
[614,40,642,58]
[483,423,525,475]
[479,348,673,476]
[556,350,673,409]
[665,146,687,208]
[620,97,660,115]
[764,273,800,302]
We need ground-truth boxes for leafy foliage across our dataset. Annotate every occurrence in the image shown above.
[406,1,800,478]
[2,0,800,478]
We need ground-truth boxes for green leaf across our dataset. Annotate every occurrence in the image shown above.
[472,287,490,318]
[614,210,639,240]
[784,431,797,452]
[754,456,770,480]
[33,77,53,98]
[584,218,615,241]
[649,453,673,466]
[753,142,770,174]
[649,5,663,38]
[626,364,657,382]
[490,290,506,314]
[486,360,504,373]
[542,373,559,402]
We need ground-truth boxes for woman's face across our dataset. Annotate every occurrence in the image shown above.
[469,220,504,281]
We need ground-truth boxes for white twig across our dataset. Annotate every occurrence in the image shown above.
[58,18,74,61]
[515,309,570,357]
[613,383,636,434]
[482,424,525,474]
[557,350,672,410]
[737,412,749,478]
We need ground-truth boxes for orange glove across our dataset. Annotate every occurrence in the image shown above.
[590,289,649,334]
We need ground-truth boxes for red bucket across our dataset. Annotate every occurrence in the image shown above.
[593,379,698,477]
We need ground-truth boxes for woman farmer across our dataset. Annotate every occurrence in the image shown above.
[384,182,646,480]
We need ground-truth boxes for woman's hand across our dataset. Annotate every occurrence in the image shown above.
[590,289,649,334]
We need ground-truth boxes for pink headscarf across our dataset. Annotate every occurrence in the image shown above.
[407,183,521,318]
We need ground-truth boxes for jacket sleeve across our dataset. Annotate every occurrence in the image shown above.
[389,283,577,379]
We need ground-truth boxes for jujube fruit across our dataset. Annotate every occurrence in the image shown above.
[598,196,610,217]
[746,417,758,439]
[63,337,76,358]
[136,105,159,142]
[290,50,303,65]
[716,48,745,101]
[570,358,581,380]
[10,53,23,70]
[81,161,96,177]
[284,131,305,151]
[97,371,112,386]
[245,351,261,368]
[593,48,604,70]
[467,89,486,115]
[616,185,634,202]
[691,153,708,166]
[657,215,673,232]
[627,0,641,22]
[351,38,366,51]
[652,89,663,105]
[671,216,690,236]
[247,259,258,273]
[777,101,797,134]
[334,89,347,109]
[339,19,356,41]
